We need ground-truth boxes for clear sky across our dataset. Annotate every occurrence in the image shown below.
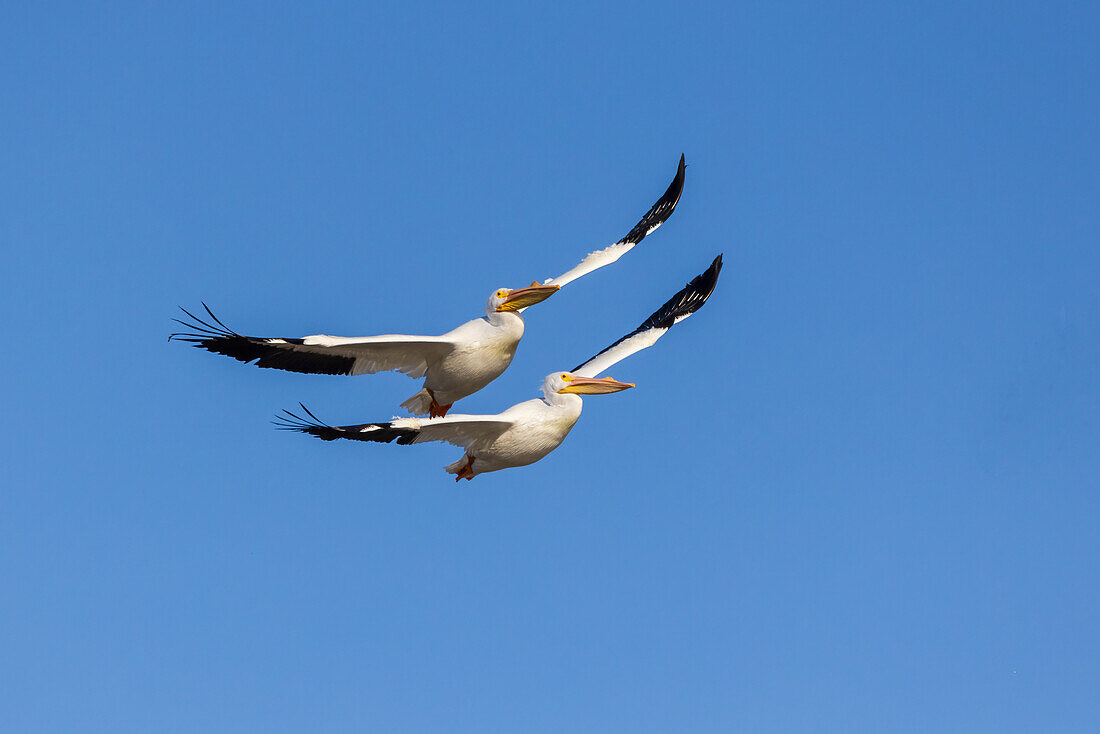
[2,1,1098,732]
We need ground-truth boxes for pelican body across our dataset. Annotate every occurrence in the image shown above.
[396,291,530,415]
[172,285,556,417]
[456,381,586,476]
[280,373,634,480]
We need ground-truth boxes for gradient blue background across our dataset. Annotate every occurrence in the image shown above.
[2,2,1098,731]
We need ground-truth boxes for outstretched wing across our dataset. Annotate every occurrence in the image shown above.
[171,304,455,379]
[571,254,723,378]
[275,404,514,450]
[543,154,686,288]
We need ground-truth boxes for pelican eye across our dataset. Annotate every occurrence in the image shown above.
[561,373,573,381]
[497,290,508,298]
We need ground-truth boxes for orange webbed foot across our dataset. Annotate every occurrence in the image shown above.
[426,389,452,418]
[454,456,475,481]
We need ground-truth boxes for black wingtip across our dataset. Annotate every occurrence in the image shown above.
[169,305,356,375]
[169,303,239,344]
[272,404,342,441]
[701,253,723,288]
[639,252,723,331]
[683,253,723,307]
[668,154,687,199]
[616,154,688,245]
[273,408,422,445]
[568,253,723,373]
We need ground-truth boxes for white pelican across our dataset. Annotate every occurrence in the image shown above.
[274,254,722,480]
[171,155,687,418]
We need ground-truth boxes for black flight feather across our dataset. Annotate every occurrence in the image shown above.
[273,404,421,445]
[617,153,687,245]
[169,305,357,376]
[571,253,722,373]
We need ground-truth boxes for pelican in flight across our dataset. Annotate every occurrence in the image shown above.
[171,155,687,418]
[275,254,722,480]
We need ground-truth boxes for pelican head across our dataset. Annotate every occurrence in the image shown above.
[488,282,561,313]
[543,371,635,399]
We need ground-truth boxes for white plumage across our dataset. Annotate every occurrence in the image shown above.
[544,154,686,288]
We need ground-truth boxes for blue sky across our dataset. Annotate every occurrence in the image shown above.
[2,1,1098,731]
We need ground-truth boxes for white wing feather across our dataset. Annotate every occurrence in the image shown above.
[571,254,723,378]
[542,155,686,288]
[572,329,667,378]
[394,414,515,450]
[544,242,638,288]
[291,334,455,377]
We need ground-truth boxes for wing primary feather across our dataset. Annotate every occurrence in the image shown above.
[570,253,722,374]
[169,318,215,336]
[298,402,329,426]
[616,153,687,245]
[176,306,209,327]
[543,155,688,288]
[180,306,229,334]
[202,302,237,333]
[274,406,422,445]
[169,310,232,340]
[170,305,358,375]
